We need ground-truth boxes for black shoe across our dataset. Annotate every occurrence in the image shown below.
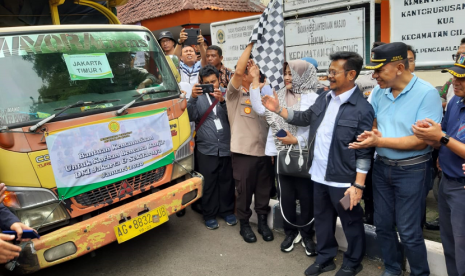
[425,218,440,231]
[305,261,336,276]
[335,264,363,276]
[239,220,257,243]
[302,236,317,256]
[280,232,301,252]
[257,214,274,241]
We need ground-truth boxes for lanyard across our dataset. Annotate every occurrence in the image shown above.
[206,94,217,115]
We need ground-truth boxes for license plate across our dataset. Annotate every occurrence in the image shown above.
[114,206,169,243]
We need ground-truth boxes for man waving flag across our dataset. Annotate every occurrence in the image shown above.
[249,0,285,92]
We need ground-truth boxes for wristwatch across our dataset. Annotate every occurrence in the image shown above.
[353,183,365,191]
[440,134,450,145]
[276,106,284,115]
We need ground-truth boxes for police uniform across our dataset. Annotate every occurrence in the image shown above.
[225,82,272,222]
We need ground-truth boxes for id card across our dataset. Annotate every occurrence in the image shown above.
[214,118,223,131]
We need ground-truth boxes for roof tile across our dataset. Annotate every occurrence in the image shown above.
[117,0,265,24]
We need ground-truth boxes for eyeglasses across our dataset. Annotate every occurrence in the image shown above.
[326,70,349,77]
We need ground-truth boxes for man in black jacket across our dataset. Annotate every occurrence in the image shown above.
[262,52,374,276]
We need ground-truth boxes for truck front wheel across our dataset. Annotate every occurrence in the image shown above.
[176,209,186,217]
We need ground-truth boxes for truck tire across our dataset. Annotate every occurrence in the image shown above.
[176,209,186,217]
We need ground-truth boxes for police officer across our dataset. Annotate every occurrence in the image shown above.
[412,52,465,276]
[227,44,273,244]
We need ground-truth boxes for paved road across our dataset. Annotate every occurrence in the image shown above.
[27,209,387,276]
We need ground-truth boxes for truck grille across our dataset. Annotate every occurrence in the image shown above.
[73,166,166,207]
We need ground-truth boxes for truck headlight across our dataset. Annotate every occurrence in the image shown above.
[16,203,69,229]
[4,187,57,210]
[171,155,194,180]
[171,136,194,180]
[3,187,69,231]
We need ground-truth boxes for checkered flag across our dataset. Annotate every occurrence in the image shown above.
[249,0,284,92]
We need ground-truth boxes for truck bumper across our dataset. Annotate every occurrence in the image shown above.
[12,175,203,274]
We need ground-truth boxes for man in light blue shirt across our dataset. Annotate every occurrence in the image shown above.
[350,42,442,276]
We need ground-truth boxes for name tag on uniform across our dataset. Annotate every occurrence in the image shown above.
[214,118,223,131]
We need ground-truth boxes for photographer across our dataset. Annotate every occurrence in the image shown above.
[175,29,207,85]
[187,65,236,230]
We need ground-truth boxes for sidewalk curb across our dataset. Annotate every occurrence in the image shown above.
[249,199,447,276]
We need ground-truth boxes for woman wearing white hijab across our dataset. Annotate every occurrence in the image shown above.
[250,59,319,256]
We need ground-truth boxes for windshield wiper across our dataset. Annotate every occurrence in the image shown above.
[29,99,120,132]
[116,88,172,116]
[53,99,121,111]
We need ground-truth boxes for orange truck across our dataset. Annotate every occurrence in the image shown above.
[0,1,202,274]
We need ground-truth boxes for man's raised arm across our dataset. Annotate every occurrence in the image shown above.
[229,43,254,90]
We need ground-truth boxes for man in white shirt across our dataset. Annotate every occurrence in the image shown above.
[262,52,375,276]
[176,29,207,86]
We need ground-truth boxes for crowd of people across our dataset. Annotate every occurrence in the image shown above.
[164,27,465,276]
[1,26,464,276]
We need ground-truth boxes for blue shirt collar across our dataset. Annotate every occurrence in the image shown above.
[385,75,418,98]
[328,85,357,104]
[455,96,465,108]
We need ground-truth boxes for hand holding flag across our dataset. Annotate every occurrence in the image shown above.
[249,0,285,92]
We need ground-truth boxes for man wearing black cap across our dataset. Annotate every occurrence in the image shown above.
[349,42,442,276]
[158,30,183,56]
[439,38,465,111]
[412,52,465,276]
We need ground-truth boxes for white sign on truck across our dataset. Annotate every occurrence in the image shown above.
[391,1,465,67]
[285,8,365,70]
[210,15,260,70]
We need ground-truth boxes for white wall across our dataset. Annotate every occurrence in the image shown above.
[415,70,452,88]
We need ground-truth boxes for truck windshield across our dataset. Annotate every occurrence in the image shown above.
[0,30,178,127]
